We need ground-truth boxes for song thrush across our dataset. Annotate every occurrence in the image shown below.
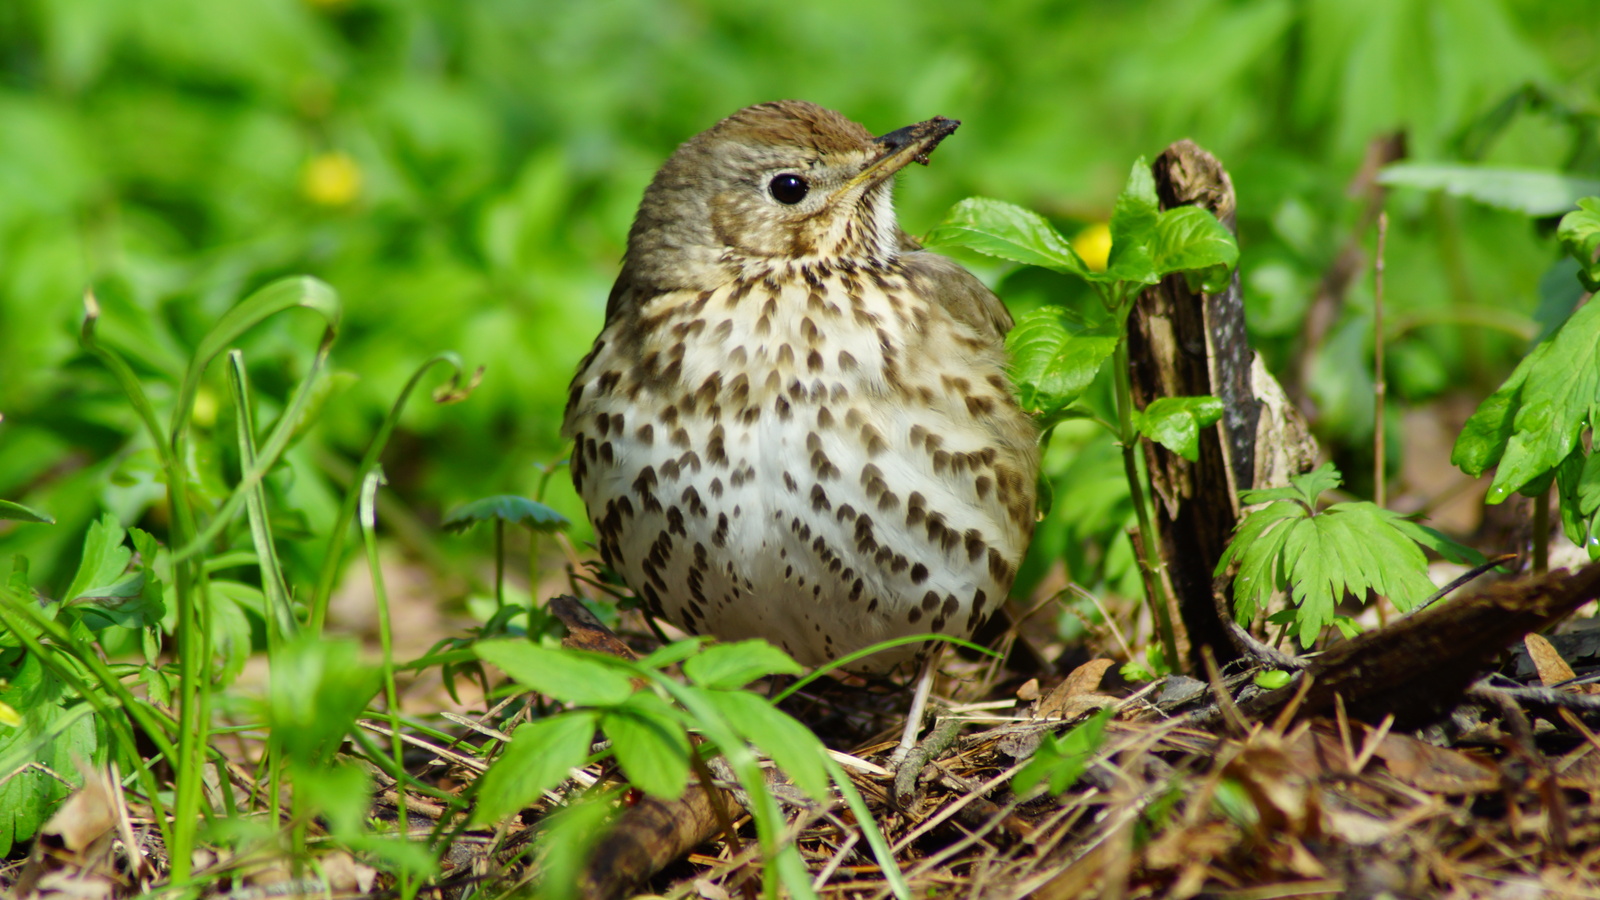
[563,100,1039,751]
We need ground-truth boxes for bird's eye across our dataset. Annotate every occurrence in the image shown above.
[768,173,809,205]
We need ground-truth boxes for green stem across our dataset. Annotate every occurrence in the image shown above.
[360,469,419,899]
[494,520,505,610]
[1533,483,1550,575]
[1110,291,1181,669]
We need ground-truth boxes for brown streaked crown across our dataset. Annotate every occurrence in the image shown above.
[606,100,946,320]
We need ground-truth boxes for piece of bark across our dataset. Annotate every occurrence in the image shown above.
[1126,140,1318,673]
[1240,560,1600,728]
[578,789,726,900]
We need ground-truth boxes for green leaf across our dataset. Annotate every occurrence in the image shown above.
[1557,198,1600,291]
[637,638,709,670]
[266,637,382,766]
[681,640,801,690]
[601,693,690,799]
[1238,462,1342,511]
[473,711,598,824]
[475,641,636,707]
[1012,708,1111,797]
[1254,670,1293,690]
[1134,396,1224,462]
[1377,163,1600,216]
[1579,452,1600,518]
[62,514,131,605]
[700,689,831,801]
[1451,364,1529,477]
[0,501,53,525]
[1151,206,1240,292]
[1223,464,1447,643]
[1106,158,1160,285]
[1385,518,1486,567]
[443,494,570,534]
[1451,300,1600,502]
[921,197,1091,276]
[1005,308,1119,415]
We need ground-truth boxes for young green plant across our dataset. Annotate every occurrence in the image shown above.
[923,159,1240,667]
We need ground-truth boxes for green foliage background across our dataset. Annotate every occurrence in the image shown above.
[1,0,1597,595]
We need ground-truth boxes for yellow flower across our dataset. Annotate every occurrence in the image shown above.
[302,151,362,208]
[1072,221,1111,272]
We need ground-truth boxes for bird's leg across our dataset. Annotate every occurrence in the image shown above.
[888,645,944,767]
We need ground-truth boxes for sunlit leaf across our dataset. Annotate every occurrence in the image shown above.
[1134,395,1224,462]
[475,640,636,707]
[1105,158,1160,285]
[1557,197,1600,291]
[1222,464,1448,644]
[0,501,53,525]
[681,640,800,690]
[601,693,690,799]
[1151,206,1239,292]
[474,711,598,824]
[700,689,830,801]
[922,197,1090,276]
[1005,308,1118,415]
[1452,300,1600,502]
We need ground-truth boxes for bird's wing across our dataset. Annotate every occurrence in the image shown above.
[899,250,1014,341]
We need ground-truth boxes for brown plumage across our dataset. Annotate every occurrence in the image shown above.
[564,100,1039,678]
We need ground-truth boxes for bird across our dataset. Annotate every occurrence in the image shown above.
[562,100,1039,758]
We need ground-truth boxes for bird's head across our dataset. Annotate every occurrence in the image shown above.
[620,100,959,295]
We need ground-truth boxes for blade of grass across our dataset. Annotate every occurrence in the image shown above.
[225,351,297,641]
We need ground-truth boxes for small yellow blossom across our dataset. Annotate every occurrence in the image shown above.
[1072,221,1111,272]
[302,151,362,208]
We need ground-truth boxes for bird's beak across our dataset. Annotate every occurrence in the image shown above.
[836,116,961,196]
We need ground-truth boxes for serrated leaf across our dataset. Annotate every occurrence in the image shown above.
[681,640,800,690]
[922,198,1090,276]
[1386,518,1486,566]
[1452,364,1530,476]
[1452,300,1600,502]
[1274,503,1436,645]
[1005,308,1118,415]
[1224,464,1447,641]
[1106,158,1160,285]
[1557,198,1600,291]
[443,494,569,534]
[1377,163,1600,216]
[700,689,831,801]
[473,711,598,824]
[602,693,690,799]
[0,501,53,525]
[1238,462,1342,510]
[1134,395,1224,462]
[1151,206,1239,292]
[476,641,636,707]
[63,515,131,605]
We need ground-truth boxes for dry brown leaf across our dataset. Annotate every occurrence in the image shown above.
[1035,659,1117,721]
[1524,633,1578,686]
[12,765,121,900]
[1362,730,1499,794]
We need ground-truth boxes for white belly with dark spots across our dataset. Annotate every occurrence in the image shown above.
[566,269,1032,671]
